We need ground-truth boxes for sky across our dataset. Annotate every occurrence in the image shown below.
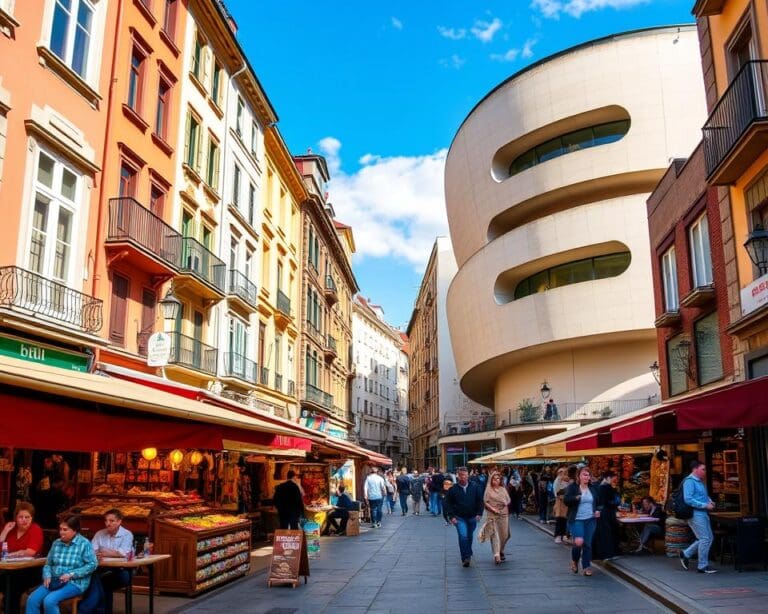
[228,0,695,330]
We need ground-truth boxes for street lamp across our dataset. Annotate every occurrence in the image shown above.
[540,381,551,400]
[744,224,768,275]
[649,361,661,385]
[159,285,182,321]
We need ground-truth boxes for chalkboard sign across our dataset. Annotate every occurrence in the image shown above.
[735,516,767,571]
[267,530,310,588]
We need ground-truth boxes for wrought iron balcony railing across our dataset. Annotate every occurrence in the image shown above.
[276,289,291,316]
[223,352,257,383]
[180,237,226,292]
[0,266,103,332]
[304,383,334,410]
[703,60,768,179]
[168,331,217,375]
[107,198,181,267]
[306,320,323,344]
[227,270,258,308]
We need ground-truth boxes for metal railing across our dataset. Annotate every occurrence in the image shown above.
[168,331,217,375]
[332,405,347,421]
[259,366,270,386]
[227,270,257,308]
[326,335,337,354]
[441,397,656,436]
[703,60,768,176]
[304,383,334,410]
[223,352,257,383]
[0,266,103,332]
[107,198,181,268]
[276,289,291,315]
[288,380,296,396]
[306,320,323,343]
[180,237,226,292]
[274,373,283,392]
[325,275,337,294]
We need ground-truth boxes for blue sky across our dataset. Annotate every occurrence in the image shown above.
[228,0,695,330]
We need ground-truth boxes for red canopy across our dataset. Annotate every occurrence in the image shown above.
[675,377,768,430]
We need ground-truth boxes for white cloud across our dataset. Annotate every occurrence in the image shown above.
[490,48,519,62]
[391,16,403,30]
[317,139,448,269]
[437,25,467,40]
[470,17,502,43]
[531,0,649,19]
[522,38,537,58]
[439,54,466,70]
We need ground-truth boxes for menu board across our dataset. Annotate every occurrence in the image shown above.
[267,530,309,588]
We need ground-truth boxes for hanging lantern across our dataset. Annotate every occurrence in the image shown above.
[169,449,184,465]
[141,447,158,461]
[190,450,203,465]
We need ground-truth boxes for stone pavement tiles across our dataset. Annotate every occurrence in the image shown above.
[174,513,665,614]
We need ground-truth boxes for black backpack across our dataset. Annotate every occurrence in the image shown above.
[670,478,693,519]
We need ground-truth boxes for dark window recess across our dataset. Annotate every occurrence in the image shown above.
[109,273,130,344]
[695,312,723,385]
[138,288,156,355]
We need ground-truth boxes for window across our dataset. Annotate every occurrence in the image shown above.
[248,182,255,226]
[155,77,171,139]
[275,335,282,375]
[191,33,204,81]
[206,136,220,190]
[232,164,241,207]
[50,0,95,79]
[689,214,713,288]
[667,334,688,396]
[661,247,679,311]
[28,150,79,285]
[250,121,258,157]
[162,0,177,40]
[184,111,201,172]
[109,272,129,344]
[127,46,146,112]
[235,97,244,136]
[211,61,222,107]
[118,162,138,198]
[695,312,723,385]
[149,185,165,216]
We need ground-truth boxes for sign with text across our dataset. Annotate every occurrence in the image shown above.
[146,332,171,367]
[741,272,768,316]
[0,333,89,371]
[267,530,309,587]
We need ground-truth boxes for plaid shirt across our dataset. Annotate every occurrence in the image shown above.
[44,533,98,592]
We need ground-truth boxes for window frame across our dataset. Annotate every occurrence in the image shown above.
[184,109,203,173]
[689,213,713,288]
[162,0,177,41]
[694,311,723,386]
[154,74,172,140]
[205,133,220,191]
[235,96,244,136]
[127,44,147,114]
[48,0,97,80]
[661,247,679,312]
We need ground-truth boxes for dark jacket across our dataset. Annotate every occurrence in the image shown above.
[396,474,411,494]
[563,482,602,523]
[273,479,304,518]
[444,481,484,520]
[429,473,444,493]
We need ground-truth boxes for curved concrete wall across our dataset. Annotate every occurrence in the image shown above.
[445,27,706,409]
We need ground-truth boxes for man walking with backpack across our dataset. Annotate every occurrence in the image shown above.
[678,460,717,574]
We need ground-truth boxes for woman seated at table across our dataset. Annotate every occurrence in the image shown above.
[0,502,45,612]
[26,515,97,614]
[634,496,666,553]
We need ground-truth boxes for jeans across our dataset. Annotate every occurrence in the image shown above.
[398,492,409,514]
[538,491,550,521]
[26,581,84,614]
[571,517,597,569]
[369,498,384,524]
[386,493,396,513]
[640,523,663,547]
[429,491,442,516]
[684,511,713,570]
[454,516,478,561]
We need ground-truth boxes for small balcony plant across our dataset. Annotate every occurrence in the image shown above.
[518,398,541,423]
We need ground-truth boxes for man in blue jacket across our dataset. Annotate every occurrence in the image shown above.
[443,467,484,567]
[680,460,717,574]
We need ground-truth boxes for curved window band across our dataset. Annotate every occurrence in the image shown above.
[508,120,630,178]
[513,252,631,300]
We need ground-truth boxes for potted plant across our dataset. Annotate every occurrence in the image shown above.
[518,398,541,422]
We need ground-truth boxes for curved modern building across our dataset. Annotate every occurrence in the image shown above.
[445,26,707,418]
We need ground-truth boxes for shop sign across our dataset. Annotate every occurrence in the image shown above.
[741,272,768,316]
[146,332,171,367]
[446,445,465,453]
[267,530,309,588]
[0,333,88,371]
[326,427,348,440]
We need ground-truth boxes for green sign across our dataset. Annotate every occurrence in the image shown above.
[0,334,89,372]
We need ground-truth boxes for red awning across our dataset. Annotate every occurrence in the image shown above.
[565,432,610,452]
[220,427,312,452]
[674,377,768,430]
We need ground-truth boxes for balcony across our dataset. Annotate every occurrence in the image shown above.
[274,373,283,392]
[324,275,338,305]
[303,383,334,412]
[167,332,217,376]
[0,266,103,333]
[106,198,181,275]
[176,237,226,299]
[703,61,768,185]
[227,270,258,311]
[680,284,716,309]
[306,320,324,345]
[332,405,347,421]
[222,352,257,384]
[654,310,681,328]
[275,289,292,329]
[324,335,337,362]
[692,0,725,17]
[259,366,270,386]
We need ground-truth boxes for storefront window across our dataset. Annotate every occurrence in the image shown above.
[667,333,688,396]
[695,312,722,385]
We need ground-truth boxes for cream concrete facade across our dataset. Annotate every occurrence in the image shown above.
[445,27,707,413]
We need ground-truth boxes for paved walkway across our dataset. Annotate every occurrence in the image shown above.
[174,513,666,614]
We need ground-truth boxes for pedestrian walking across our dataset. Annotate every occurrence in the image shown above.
[564,466,602,576]
[409,470,424,515]
[507,468,523,519]
[593,471,621,560]
[364,467,387,528]
[429,468,444,517]
[552,466,572,543]
[273,470,304,530]
[679,460,717,574]
[441,476,454,525]
[538,465,554,523]
[396,468,411,515]
[444,467,484,567]
[483,471,511,564]
[384,470,397,515]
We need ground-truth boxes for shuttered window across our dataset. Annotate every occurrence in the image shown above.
[109,273,130,344]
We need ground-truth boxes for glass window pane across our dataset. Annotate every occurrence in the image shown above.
[513,278,530,300]
[593,120,629,145]
[530,270,549,294]
[549,262,574,289]
[561,128,594,153]
[509,150,536,176]
[535,138,564,163]
[695,312,723,385]
[61,168,77,201]
[667,334,688,396]
[594,252,631,279]
[72,2,93,77]
[29,196,50,274]
[37,154,55,188]
[50,0,71,60]
[54,209,73,280]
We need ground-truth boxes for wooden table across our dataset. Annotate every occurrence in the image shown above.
[99,554,170,614]
[618,515,660,551]
[0,558,46,614]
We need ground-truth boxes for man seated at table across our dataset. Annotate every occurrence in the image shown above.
[324,486,355,535]
[79,508,134,614]
[634,496,666,553]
